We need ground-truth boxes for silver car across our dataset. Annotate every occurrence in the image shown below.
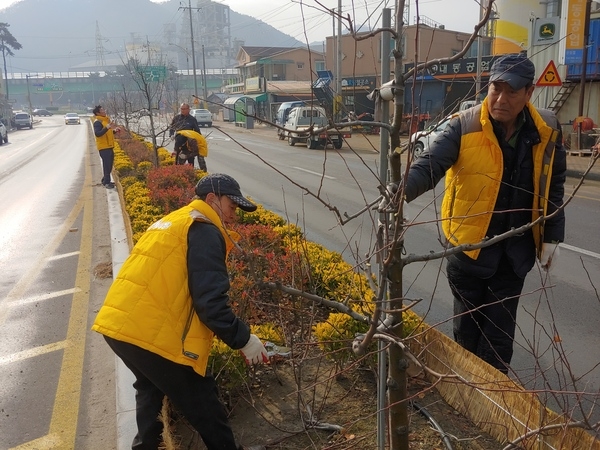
[64,113,81,125]
[409,116,452,157]
[191,108,212,127]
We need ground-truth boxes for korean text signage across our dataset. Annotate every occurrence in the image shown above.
[565,0,586,64]
[245,77,262,93]
[341,77,376,90]
[406,56,495,80]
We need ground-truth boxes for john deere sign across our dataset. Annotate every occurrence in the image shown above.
[533,17,560,45]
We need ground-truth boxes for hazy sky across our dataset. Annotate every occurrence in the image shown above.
[0,0,481,44]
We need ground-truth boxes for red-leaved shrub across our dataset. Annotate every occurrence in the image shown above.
[146,165,198,213]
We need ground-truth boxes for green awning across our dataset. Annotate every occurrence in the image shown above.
[244,93,267,102]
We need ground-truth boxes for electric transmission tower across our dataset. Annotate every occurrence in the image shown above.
[95,21,106,68]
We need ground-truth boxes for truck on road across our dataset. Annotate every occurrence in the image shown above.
[283,106,346,149]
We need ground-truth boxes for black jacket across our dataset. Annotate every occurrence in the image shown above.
[405,106,566,278]
[169,113,200,136]
[187,221,250,349]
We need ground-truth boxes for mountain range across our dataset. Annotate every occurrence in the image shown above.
[0,0,307,73]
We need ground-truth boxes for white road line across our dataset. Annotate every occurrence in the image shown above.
[206,136,231,141]
[0,341,68,365]
[48,251,80,261]
[9,288,81,307]
[560,243,600,260]
[292,166,336,180]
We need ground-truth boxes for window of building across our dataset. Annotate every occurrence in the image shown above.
[297,62,304,70]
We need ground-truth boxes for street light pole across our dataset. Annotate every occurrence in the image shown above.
[169,42,190,72]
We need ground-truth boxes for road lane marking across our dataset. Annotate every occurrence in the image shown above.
[9,288,81,307]
[48,251,80,261]
[10,132,94,450]
[47,140,94,449]
[292,166,336,180]
[10,433,61,450]
[206,135,231,141]
[0,198,87,330]
[560,243,600,260]
[0,341,68,365]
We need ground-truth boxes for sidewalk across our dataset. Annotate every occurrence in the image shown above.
[215,120,600,182]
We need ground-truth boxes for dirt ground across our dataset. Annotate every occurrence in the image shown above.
[168,356,505,450]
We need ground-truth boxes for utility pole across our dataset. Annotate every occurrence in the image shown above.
[336,0,342,121]
[475,1,485,103]
[577,0,592,150]
[179,0,199,106]
[201,44,208,108]
[25,74,33,113]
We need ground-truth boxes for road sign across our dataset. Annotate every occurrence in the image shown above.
[142,66,167,82]
[536,60,562,87]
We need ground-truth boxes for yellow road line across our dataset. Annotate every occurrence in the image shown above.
[47,146,94,448]
[10,433,61,450]
[9,144,94,450]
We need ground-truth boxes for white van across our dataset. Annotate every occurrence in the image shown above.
[276,101,305,139]
[284,106,343,149]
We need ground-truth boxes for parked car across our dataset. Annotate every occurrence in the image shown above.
[0,121,8,145]
[64,113,81,125]
[190,108,212,127]
[33,108,53,116]
[409,115,452,157]
[13,112,33,130]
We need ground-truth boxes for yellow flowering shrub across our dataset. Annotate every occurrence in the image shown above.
[136,161,153,179]
[113,142,134,175]
[123,180,162,242]
[157,147,174,166]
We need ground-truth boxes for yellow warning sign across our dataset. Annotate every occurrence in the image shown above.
[536,60,562,87]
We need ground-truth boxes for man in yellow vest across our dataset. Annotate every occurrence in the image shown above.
[402,53,566,374]
[92,105,120,189]
[93,173,267,450]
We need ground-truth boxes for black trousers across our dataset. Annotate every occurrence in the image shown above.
[447,254,525,374]
[98,148,114,185]
[104,336,239,450]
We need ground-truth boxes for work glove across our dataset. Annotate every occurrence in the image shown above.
[240,334,269,364]
[539,242,560,273]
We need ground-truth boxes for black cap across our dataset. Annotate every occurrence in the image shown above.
[195,173,257,212]
[489,54,536,90]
